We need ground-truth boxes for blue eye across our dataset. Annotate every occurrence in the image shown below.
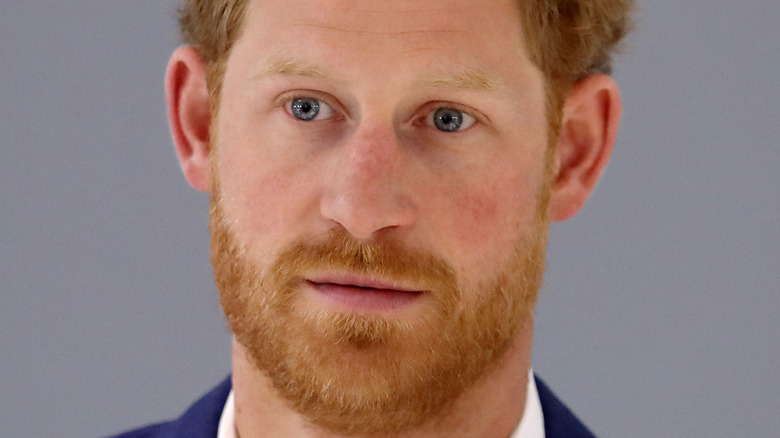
[287,97,334,121]
[429,107,476,132]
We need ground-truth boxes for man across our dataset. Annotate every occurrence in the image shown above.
[113,0,633,436]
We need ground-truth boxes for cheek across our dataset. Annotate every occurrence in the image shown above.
[428,161,543,277]
[216,152,318,250]
[452,190,500,246]
[449,182,536,248]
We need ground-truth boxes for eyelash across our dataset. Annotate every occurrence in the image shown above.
[417,102,481,132]
[276,92,482,132]
[277,91,343,122]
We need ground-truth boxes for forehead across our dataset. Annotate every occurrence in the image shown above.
[246,0,523,37]
[231,0,537,86]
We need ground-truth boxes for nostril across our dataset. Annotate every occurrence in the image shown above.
[318,130,416,239]
[320,189,415,240]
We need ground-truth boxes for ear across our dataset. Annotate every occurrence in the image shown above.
[165,46,212,192]
[549,74,622,221]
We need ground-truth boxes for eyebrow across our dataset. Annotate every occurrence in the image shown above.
[251,55,505,93]
[413,68,506,93]
[251,55,330,80]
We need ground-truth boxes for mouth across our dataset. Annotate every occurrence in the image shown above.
[304,274,424,312]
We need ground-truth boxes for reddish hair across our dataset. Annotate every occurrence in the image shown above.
[178,0,635,132]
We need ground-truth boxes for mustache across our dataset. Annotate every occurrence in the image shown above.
[266,227,457,292]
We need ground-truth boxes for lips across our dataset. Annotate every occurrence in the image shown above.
[305,275,424,312]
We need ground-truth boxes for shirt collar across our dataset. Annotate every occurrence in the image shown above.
[217,389,236,438]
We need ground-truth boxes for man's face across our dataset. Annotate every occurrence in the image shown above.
[211,0,552,434]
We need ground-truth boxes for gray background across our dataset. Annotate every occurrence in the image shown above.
[1,1,777,437]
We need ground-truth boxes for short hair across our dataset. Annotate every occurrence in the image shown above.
[178,0,635,133]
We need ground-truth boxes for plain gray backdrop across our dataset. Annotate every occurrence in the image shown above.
[2,1,778,437]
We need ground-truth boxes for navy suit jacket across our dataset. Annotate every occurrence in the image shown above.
[109,376,595,438]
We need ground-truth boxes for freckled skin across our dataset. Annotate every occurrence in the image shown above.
[207,1,551,435]
[215,0,548,293]
[167,0,626,431]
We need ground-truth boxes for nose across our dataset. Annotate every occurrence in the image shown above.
[320,122,416,240]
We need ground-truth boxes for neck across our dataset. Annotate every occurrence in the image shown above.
[231,321,533,438]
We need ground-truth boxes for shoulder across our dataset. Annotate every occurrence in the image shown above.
[109,375,594,437]
[106,377,232,438]
[534,375,597,438]
[108,422,174,438]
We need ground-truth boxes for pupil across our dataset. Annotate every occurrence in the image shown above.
[434,108,463,132]
[292,98,319,121]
